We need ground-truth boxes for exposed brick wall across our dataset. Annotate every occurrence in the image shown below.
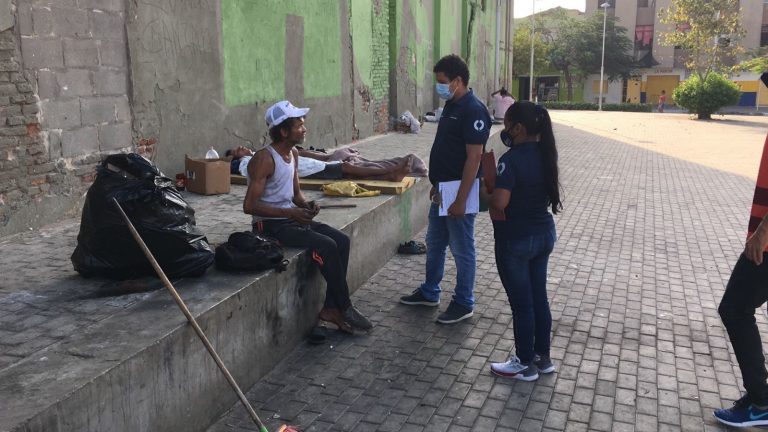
[0,25,54,228]
[0,0,132,236]
[371,0,390,133]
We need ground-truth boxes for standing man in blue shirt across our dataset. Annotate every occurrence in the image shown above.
[400,54,491,324]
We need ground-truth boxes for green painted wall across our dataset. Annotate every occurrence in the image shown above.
[351,0,374,91]
[439,1,462,57]
[222,0,500,112]
[350,1,390,102]
[221,0,343,106]
[405,0,430,87]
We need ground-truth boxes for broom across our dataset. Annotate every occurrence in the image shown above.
[112,198,299,432]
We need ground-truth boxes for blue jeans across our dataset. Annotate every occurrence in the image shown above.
[419,203,477,309]
[496,228,556,363]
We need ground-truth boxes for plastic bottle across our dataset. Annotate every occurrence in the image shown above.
[205,147,219,159]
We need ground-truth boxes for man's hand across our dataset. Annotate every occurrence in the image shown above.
[287,207,316,225]
[745,231,768,265]
[447,199,466,219]
[430,187,441,206]
[306,200,320,216]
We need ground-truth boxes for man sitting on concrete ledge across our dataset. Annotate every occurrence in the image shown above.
[227,146,416,182]
[243,100,372,336]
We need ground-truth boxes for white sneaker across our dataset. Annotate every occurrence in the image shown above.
[490,355,539,381]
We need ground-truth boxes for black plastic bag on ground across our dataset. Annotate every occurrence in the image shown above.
[71,153,214,279]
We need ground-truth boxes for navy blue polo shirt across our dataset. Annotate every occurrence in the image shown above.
[493,142,555,238]
[429,89,491,186]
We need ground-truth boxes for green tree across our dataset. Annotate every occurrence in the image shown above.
[733,48,768,74]
[512,17,553,81]
[548,13,635,101]
[659,0,746,80]
[672,72,741,119]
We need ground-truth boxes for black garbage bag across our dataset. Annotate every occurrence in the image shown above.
[71,153,214,279]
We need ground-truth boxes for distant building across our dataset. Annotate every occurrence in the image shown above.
[584,0,768,108]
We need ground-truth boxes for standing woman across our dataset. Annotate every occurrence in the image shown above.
[482,101,562,381]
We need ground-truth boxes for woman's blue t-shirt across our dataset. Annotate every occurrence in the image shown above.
[493,142,555,239]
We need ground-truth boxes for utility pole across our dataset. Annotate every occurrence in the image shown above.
[529,0,535,101]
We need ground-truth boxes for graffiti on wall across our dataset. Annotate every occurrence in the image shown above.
[137,0,215,66]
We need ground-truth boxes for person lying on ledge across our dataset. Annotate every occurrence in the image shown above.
[227,144,427,183]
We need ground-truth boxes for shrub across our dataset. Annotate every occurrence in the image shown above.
[542,101,653,112]
[672,73,741,119]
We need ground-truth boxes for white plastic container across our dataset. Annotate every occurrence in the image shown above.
[205,147,219,159]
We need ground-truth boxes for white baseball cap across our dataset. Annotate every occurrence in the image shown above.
[265,101,310,128]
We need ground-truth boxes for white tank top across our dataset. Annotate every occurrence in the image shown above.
[250,145,296,222]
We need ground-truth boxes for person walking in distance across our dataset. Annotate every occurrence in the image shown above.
[399,54,491,324]
[243,101,372,338]
[481,101,562,381]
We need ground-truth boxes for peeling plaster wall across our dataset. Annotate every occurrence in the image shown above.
[128,0,391,175]
[390,0,500,117]
[130,0,502,177]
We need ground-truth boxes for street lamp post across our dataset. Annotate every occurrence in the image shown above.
[598,2,610,111]
[529,0,535,101]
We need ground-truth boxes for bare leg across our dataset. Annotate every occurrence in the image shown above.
[341,157,410,181]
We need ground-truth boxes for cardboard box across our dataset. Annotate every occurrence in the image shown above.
[185,155,232,195]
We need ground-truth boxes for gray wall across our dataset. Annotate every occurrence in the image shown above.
[126,0,390,176]
[0,0,132,236]
[0,0,505,237]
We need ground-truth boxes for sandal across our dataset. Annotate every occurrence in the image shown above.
[398,240,426,255]
[307,325,328,345]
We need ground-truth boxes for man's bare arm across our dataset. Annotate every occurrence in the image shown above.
[243,150,314,224]
[291,148,311,209]
[746,213,768,265]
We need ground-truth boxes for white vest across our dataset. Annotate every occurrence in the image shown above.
[250,145,296,222]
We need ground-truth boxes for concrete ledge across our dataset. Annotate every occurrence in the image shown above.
[0,125,502,432]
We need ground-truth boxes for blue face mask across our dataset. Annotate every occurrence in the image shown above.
[500,130,514,147]
[436,82,455,100]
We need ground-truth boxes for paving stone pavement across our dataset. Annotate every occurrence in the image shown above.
[207,117,766,432]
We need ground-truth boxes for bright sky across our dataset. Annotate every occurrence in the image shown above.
[515,0,586,18]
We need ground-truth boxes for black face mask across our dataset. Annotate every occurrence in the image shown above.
[500,130,514,147]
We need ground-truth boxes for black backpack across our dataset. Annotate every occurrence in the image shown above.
[215,232,288,272]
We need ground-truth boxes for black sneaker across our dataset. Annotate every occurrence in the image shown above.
[436,301,473,324]
[344,305,373,331]
[400,289,439,306]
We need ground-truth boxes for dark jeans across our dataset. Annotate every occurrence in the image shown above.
[495,228,556,363]
[420,203,477,309]
[254,219,351,311]
[719,253,768,404]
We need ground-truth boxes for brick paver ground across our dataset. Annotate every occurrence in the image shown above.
[208,114,768,432]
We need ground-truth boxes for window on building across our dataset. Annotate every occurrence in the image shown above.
[635,25,653,49]
[762,24,768,47]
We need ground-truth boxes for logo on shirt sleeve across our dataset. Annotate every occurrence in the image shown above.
[473,120,485,131]
[497,162,506,175]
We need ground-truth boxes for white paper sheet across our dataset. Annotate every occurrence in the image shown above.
[438,179,480,216]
